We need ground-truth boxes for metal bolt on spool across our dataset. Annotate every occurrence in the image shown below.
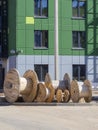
[70,80,92,103]
[3,68,38,103]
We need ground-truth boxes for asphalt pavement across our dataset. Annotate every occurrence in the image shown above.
[0,91,98,130]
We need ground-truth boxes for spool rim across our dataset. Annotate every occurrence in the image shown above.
[70,80,80,103]
[63,73,70,91]
[22,70,38,102]
[44,73,52,86]
[4,68,20,103]
[63,89,70,102]
[44,73,55,102]
[35,82,47,102]
[45,83,55,102]
[84,80,92,102]
[56,89,62,102]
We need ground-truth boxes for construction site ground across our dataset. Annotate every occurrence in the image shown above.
[0,89,98,130]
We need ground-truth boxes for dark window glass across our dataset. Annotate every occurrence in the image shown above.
[34,30,48,48]
[73,65,86,81]
[42,0,48,16]
[0,0,8,58]
[0,16,1,29]
[34,64,48,81]
[72,31,85,48]
[34,0,48,17]
[0,68,4,90]
[72,0,86,18]
[0,45,1,53]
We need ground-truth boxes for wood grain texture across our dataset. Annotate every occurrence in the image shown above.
[4,68,20,103]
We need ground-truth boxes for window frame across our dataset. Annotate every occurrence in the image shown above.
[73,64,86,81]
[72,0,86,19]
[34,30,48,49]
[34,64,48,81]
[72,31,86,49]
[34,0,48,18]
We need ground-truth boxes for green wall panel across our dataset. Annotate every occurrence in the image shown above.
[16,30,25,44]
[41,19,49,30]
[34,19,42,29]
[49,18,54,30]
[16,47,26,55]
[25,48,34,55]
[48,0,54,17]
[25,30,34,48]
[49,31,54,49]
[25,24,34,30]
[16,17,25,30]
[17,0,26,16]
[26,0,34,16]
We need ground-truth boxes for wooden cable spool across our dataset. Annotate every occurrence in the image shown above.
[36,82,55,103]
[44,73,55,102]
[34,73,54,103]
[45,73,71,102]
[35,82,50,102]
[70,80,92,103]
[4,68,38,103]
[52,73,70,91]
[22,69,38,102]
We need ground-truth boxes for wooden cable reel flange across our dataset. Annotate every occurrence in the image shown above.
[44,73,55,102]
[63,89,70,102]
[55,73,71,102]
[35,82,50,102]
[62,73,71,102]
[35,73,55,102]
[63,73,71,91]
[4,68,38,103]
[22,69,38,102]
[70,80,92,103]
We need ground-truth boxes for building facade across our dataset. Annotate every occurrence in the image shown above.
[0,0,98,90]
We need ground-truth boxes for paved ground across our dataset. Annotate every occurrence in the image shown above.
[0,104,98,130]
[0,90,98,130]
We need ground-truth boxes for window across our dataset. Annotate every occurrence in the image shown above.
[72,0,86,18]
[73,65,86,81]
[72,31,85,48]
[34,30,48,48]
[0,0,8,58]
[34,64,48,81]
[0,16,1,29]
[34,0,48,17]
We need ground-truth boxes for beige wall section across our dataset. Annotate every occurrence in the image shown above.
[5,55,98,89]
